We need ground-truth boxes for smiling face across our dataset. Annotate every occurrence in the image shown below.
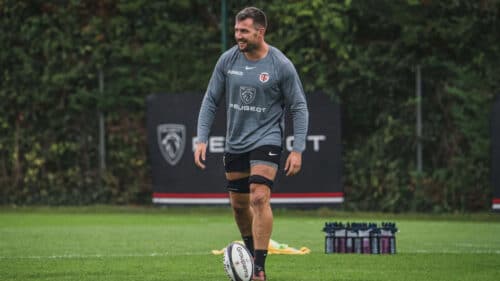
[234,18,264,53]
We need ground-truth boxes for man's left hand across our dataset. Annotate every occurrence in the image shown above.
[284,151,302,176]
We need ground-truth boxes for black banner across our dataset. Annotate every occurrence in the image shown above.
[146,92,343,205]
[492,93,500,211]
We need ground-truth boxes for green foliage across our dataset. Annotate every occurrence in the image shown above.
[334,0,497,212]
[1,0,498,210]
[0,0,219,205]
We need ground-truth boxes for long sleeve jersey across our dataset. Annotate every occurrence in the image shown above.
[197,45,309,153]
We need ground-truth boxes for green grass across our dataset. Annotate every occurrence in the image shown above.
[1,206,499,280]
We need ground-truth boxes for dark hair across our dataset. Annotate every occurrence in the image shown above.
[236,7,267,29]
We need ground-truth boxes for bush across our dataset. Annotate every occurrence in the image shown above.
[1,0,497,210]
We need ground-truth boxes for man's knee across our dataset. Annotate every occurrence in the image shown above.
[248,175,273,207]
[250,186,271,208]
[250,191,269,207]
[230,189,251,212]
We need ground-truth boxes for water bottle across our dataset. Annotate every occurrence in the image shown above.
[324,223,335,254]
[369,223,379,254]
[379,222,389,254]
[352,223,362,254]
[389,223,398,254]
[345,223,354,253]
[335,223,346,253]
[359,223,371,254]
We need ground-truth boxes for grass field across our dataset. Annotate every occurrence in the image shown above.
[1,206,500,281]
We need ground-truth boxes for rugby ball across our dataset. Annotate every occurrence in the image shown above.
[223,242,254,281]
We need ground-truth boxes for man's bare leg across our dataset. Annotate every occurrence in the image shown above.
[249,164,277,279]
[227,172,254,254]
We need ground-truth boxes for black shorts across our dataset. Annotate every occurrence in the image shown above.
[223,145,282,173]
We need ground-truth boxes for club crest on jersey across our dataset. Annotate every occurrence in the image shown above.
[240,86,256,104]
[259,72,270,83]
[157,124,186,166]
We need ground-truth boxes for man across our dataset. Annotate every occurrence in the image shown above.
[194,7,308,281]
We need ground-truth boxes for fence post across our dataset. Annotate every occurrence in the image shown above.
[221,0,227,52]
[98,68,106,178]
[412,65,423,211]
[416,65,422,173]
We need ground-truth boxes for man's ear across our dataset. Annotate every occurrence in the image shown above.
[258,27,266,37]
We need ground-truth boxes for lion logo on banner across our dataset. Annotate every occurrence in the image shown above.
[157,124,186,166]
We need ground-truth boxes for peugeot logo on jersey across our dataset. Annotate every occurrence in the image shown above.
[259,72,270,83]
[240,86,257,104]
[157,124,186,166]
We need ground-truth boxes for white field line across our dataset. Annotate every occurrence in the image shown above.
[413,249,500,254]
[2,250,500,260]
[0,251,208,260]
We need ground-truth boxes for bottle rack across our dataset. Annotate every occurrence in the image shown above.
[323,222,398,254]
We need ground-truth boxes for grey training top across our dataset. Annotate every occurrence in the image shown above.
[197,45,309,153]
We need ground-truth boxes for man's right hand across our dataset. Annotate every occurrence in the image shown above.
[194,142,207,170]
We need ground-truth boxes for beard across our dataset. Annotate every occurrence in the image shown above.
[237,40,257,53]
